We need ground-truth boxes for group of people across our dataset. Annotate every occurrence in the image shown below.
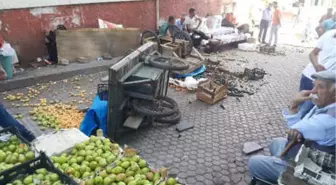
[249,15,336,184]
[258,1,281,46]
[159,8,210,47]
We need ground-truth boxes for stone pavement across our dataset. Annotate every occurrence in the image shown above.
[0,46,310,185]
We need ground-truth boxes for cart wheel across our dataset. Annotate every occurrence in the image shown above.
[155,110,181,124]
[148,55,189,71]
[140,30,160,47]
[132,96,179,117]
[173,31,193,57]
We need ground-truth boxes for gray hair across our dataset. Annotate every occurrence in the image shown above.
[327,82,336,94]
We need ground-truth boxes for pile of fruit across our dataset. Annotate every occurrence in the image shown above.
[82,147,182,185]
[0,135,35,172]
[5,168,63,185]
[86,155,161,185]
[50,136,120,181]
[30,103,84,129]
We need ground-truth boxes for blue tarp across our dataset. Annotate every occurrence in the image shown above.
[79,95,108,136]
[172,65,206,78]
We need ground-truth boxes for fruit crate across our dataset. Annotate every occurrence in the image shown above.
[49,136,123,183]
[0,126,39,174]
[0,152,78,185]
[97,83,109,101]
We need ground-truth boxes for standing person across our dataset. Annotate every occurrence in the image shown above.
[268,1,281,47]
[319,8,333,24]
[259,3,272,43]
[316,12,336,37]
[299,29,336,116]
[176,14,186,31]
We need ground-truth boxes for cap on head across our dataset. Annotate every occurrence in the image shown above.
[311,71,336,83]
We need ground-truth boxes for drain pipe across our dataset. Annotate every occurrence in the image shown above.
[156,0,160,29]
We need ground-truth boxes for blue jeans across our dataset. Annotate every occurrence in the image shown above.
[0,104,35,141]
[248,138,288,183]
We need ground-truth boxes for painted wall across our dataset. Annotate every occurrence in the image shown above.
[0,0,225,65]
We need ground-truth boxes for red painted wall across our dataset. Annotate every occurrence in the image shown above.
[0,0,223,65]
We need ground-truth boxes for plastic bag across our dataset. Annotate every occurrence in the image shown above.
[98,18,123,29]
[0,43,15,57]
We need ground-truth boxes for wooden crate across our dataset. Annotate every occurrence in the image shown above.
[196,80,228,105]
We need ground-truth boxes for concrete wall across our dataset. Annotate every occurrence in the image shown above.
[0,0,227,65]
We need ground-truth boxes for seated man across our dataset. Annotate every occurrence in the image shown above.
[185,8,210,47]
[248,70,336,183]
[221,13,236,28]
[159,16,176,36]
[0,103,36,141]
[316,12,336,37]
[176,14,186,31]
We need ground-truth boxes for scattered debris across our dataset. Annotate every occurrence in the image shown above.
[176,121,194,132]
[59,59,69,65]
[243,142,263,155]
[220,103,226,110]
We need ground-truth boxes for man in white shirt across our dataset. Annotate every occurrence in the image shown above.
[185,8,210,46]
[299,29,336,116]
[258,3,272,43]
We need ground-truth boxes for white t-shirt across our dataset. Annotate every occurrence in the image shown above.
[185,15,201,30]
[302,29,336,80]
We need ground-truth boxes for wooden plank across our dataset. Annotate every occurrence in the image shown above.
[56,28,141,62]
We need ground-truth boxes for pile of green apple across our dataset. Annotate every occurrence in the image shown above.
[0,135,35,172]
[84,154,161,185]
[50,136,120,180]
[5,168,63,185]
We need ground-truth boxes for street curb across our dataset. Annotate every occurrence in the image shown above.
[0,58,121,92]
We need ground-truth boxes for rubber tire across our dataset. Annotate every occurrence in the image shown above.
[132,96,179,117]
[140,30,160,47]
[148,55,189,71]
[155,110,181,124]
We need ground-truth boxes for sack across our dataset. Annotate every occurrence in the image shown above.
[0,43,15,57]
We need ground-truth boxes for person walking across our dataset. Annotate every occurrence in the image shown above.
[268,1,281,47]
[259,3,272,43]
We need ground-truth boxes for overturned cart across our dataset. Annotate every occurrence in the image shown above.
[105,42,189,140]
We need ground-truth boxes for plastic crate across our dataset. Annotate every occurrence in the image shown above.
[0,152,78,185]
[97,83,108,101]
[0,126,31,147]
[0,126,39,174]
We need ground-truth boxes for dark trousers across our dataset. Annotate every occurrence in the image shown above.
[191,30,209,47]
[0,104,35,141]
[258,20,269,43]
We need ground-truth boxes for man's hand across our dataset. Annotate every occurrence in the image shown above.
[290,90,312,108]
[313,64,326,72]
[287,129,303,143]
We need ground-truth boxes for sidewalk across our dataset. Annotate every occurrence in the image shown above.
[0,58,121,92]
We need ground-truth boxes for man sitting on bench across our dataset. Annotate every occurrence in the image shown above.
[185,8,210,47]
[248,70,336,184]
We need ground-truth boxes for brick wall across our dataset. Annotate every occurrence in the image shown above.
[0,0,226,65]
